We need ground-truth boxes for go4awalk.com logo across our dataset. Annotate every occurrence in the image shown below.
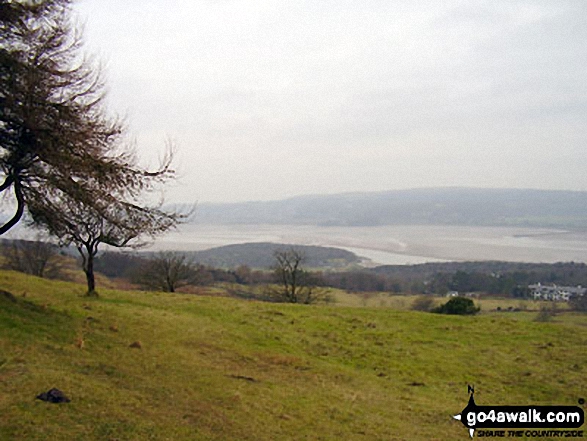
[453,386,585,438]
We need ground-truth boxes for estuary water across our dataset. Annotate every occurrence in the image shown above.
[149,224,587,266]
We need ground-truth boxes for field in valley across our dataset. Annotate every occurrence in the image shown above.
[1,271,586,440]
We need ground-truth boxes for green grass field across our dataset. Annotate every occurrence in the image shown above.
[1,270,586,440]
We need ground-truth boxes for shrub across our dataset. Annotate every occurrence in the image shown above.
[570,295,587,313]
[432,297,480,315]
[411,295,435,312]
[535,304,558,322]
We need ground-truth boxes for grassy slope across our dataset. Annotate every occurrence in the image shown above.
[1,271,586,440]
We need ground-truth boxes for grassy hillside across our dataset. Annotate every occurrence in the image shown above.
[1,271,586,440]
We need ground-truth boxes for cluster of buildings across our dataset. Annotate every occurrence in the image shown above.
[529,283,586,302]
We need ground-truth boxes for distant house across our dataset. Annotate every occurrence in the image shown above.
[445,291,480,298]
[529,283,586,302]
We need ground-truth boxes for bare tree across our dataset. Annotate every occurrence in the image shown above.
[1,1,182,238]
[2,237,61,278]
[270,247,326,304]
[31,181,181,295]
[135,252,196,293]
[1,0,123,234]
[0,0,185,294]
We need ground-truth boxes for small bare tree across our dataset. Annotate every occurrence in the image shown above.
[135,252,196,293]
[270,247,326,304]
[32,185,181,295]
[411,295,435,312]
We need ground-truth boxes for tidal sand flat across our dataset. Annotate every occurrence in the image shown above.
[151,224,587,265]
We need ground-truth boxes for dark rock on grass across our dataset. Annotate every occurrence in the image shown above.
[228,374,258,382]
[36,388,71,403]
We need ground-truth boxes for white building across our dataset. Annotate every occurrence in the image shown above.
[529,283,586,302]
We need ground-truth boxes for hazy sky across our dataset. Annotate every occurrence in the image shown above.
[75,0,587,203]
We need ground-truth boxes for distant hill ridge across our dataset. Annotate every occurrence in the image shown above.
[188,188,587,228]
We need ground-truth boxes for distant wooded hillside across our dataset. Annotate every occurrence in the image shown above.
[186,188,587,228]
[184,242,360,269]
[368,261,587,296]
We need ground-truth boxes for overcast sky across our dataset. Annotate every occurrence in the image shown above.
[75,0,587,203]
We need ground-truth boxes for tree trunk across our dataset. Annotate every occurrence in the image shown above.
[78,243,98,296]
[0,178,25,235]
[85,250,97,296]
